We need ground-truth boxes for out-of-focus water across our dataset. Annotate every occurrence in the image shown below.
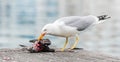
[0,0,120,57]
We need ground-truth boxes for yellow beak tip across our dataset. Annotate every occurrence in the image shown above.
[38,32,46,40]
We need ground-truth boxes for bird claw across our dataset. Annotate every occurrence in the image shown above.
[70,48,83,50]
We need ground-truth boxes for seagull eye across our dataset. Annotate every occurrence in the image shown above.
[44,29,47,31]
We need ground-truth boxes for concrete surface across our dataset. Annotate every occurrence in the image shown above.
[0,48,120,62]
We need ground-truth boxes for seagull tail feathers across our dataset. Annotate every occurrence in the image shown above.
[96,15,111,24]
[97,15,111,20]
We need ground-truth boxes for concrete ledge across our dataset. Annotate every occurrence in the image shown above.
[0,48,120,62]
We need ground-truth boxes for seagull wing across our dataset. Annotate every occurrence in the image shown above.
[54,15,98,31]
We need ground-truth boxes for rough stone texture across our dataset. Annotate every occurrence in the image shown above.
[0,49,120,62]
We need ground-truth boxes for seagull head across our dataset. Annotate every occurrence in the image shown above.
[38,23,55,40]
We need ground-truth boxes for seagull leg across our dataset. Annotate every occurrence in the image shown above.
[70,36,79,50]
[61,37,68,51]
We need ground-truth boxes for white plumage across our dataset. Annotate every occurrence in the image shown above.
[41,15,99,37]
[39,15,110,51]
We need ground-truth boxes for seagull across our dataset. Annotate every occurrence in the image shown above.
[38,15,110,51]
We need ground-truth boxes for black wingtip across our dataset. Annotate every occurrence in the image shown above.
[97,15,111,20]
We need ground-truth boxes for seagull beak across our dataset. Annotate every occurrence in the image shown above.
[38,32,46,40]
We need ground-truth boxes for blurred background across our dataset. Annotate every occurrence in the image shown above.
[0,0,120,57]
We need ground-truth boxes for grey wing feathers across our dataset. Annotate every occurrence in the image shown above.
[64,16,96,31]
